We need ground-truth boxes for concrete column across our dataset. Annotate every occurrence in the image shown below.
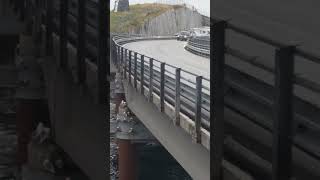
[16,99,47,165]
[118,139,138,180]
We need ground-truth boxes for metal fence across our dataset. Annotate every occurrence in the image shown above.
[211,20,320,180]
[11,0,109,104]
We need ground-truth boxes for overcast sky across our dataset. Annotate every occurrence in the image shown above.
[110,0,210,16]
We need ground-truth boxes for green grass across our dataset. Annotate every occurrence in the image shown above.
[110,3,182,33]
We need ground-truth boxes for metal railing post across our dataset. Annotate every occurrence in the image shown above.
[140,55,145,94]
[122,48,125,75]
[194,76,202,143]
[97,0,108,105]
[129,51,132,84]
[124,49,127,79]
[60,0,68,68]
[18,0,25,21]
[211,21,226,180]
[134,52,138,89]
[77,0,86,83]
[120,47,123,69]
[114,45,120,65]
[272,46,295,180]
[148,58,154,102]
[46,0,53,56]
[160,63,165,112]
[13,0,18,13]
[174,68,181,126]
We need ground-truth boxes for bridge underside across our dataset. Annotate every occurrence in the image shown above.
[123,79,210,180]
[41,57,107,180]
[122,76,255,180]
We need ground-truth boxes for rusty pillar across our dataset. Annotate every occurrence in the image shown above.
[16,99,48,165]
[115,90,139,180]
[118,139,138,180]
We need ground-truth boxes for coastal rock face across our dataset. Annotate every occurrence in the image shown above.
[117,0,129,12]
[131,7,207,36]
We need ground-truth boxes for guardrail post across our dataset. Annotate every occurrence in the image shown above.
[148,58,154,102]
[212,21,226,180]
[60,0,68,68]
[174,68,181,126]
[18,0,25,21]
[272,46,295,180]
[120,47,123,70]
[124,49,127,79]
[194,76,202,143]
[115,45,118,59]
[97,0,108,105]
[46,0,53,56]
[77,0,86,83]
[129,51,132,84]
[122,48,126,75]
[160,63,165,112]
[13,0,18,13]
[134,52,138,89]
[117,46,120,65]
[140,55,145,94]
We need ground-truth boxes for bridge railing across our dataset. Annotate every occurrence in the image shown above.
[211,19,320,179]
[112,35,211,147]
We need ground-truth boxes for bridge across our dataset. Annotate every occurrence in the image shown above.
[0,0,320,180]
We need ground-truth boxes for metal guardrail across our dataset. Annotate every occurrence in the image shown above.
[112,35,211,142]
[211,20,320,180]
[185,36,210,58]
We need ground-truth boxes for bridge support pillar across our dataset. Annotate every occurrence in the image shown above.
[114,76,156,179]
[115,89,139,180]
[118,139,138,180]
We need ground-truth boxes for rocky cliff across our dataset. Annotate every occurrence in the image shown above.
[131,7,207,36]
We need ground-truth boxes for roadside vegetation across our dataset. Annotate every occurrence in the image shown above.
[110,3,182,33]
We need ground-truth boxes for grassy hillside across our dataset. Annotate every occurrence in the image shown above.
[110,3,182,33]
